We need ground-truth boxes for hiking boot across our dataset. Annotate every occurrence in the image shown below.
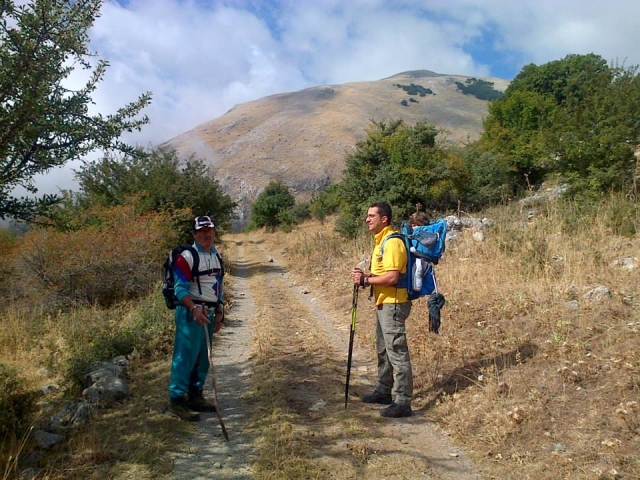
[169,396,200,421]
[380,402,413,418]
[188,393,217,412]
[361,390,393,405]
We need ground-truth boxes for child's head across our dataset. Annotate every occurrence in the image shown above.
[408,211,430,227]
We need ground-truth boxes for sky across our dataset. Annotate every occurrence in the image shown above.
[23,0,640,194]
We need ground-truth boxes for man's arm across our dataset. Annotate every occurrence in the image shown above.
[174,252,211,327]
[352,268,400,287]
[366,270,400,286]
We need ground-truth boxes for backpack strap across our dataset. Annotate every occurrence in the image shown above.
[379,233,411,291]
[194,251,224,276]
[191,249,225,295]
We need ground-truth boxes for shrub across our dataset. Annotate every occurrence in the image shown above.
[250,181,296,231]
[55,292,174,390]
[290,202,311,222]
[64,327,136,389]
[0,363,37,440]
[0,227,18,307]
[309,186,342,223]
[276,209,299,232]
[15,205,179,309]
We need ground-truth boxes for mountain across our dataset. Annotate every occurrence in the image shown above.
[160,70,509,224]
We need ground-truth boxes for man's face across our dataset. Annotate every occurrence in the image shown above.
[193,227,215,249]
[365,207,387,234]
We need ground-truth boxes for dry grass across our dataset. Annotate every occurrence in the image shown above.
[1,195,638,479]
[267,197,639,480]
[0,294,193,480]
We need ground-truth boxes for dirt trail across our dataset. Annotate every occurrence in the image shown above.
[170,233,483,479]
[171,242,257,479]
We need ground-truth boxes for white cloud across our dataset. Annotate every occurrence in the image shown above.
[15,0,640,195]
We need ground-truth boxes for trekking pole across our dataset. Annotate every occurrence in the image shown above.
[203,322,229,441]
[344,283,359,409]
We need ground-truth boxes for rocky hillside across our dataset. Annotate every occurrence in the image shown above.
[160,70,509,224]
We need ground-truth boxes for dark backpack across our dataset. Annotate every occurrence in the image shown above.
[380,219,447,301]
[161,245,224,310]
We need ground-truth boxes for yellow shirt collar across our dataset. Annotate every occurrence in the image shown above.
[374,225,395,244]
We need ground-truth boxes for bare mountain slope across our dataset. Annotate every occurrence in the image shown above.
[161,70,509,223]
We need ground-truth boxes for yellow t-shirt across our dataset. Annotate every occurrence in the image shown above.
[370,226,409,305]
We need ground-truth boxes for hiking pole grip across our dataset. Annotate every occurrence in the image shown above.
[345,284,359,409]
[204,324,230,441]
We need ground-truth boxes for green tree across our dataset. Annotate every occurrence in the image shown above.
[0,0,152,221]
[337,120,466,236]
[507,54,612,106]
[250,181,296,231]
[68,149,237,234]
[544,64,640,192]
[309,184,342,223]
[481,90,556,186]
[459,144,517,207]
[480,53,640,194]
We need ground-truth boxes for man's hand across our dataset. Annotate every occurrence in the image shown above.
[192,305,210,326]
[351,267,366,286]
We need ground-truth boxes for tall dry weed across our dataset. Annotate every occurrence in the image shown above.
[0,207,178,474]
[14,206,180,310]
[278,197,639,479]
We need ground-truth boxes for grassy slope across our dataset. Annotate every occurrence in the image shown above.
[1,195,638,479]
[273,199,639,480]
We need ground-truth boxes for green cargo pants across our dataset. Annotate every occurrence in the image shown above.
[375,302,413,405]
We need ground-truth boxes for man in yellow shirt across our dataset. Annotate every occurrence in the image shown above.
[351,201,413,418]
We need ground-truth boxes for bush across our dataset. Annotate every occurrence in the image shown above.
[290,202,310,222]
[0,227,18,307]
[64,327,136,389]
[15,205,179,309]
[309,186,342,223]
[0,363,37,439]
[250,181,296,231]
[276,209,299,232]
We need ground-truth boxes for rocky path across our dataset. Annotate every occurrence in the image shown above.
[170,234,483,479]
[171,242,257,479]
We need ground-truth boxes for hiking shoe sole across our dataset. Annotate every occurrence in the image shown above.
[188,397,217,412]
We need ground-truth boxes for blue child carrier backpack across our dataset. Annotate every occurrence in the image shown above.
[380,218,448,333]
[380,218,448,301]
[402,218,447,264]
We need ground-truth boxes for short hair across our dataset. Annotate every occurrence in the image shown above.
[408,211,430,226]
[369,201,392,225]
